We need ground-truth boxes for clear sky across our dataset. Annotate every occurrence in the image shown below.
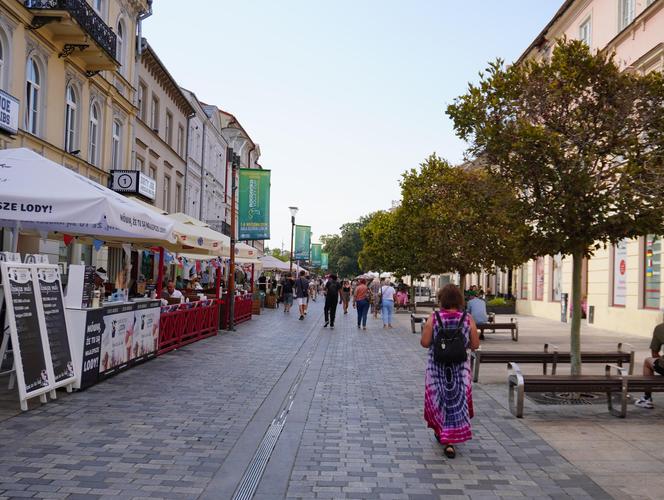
[144,0,562,250]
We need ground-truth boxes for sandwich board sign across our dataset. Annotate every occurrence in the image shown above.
[0,262,76,410]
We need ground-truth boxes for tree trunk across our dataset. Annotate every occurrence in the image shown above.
[570,250,584,375]
[459,272,466,291]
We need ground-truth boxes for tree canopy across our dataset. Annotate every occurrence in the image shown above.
[321,218,368,278]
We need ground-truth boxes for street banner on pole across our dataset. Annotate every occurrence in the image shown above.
[321,253,329,270]
[311,244,322,267]
[294,225,311,260]
[238,169,271,240]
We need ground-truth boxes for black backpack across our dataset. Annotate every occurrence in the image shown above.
[432,310,468,364]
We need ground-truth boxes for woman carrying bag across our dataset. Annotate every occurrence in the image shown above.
[420,284,479,458]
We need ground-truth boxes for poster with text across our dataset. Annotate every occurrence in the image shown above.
[80,308,105,389]
[311,244,322,267]
[100,303,135,374]
[37,267,74,383]
[321,253,329,270]
[132,301,160,360]
[238,169,271,240]
[613,240,628,306]
[294,225,311,260]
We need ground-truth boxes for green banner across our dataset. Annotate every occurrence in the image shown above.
[321,253,329,270]
[238,169,271,240]
[294,225,311,260]
[311,244,322,267]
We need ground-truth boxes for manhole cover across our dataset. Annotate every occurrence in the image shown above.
[526,392,607,405]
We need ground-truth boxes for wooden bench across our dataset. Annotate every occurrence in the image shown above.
[477,318,518,341]
[410,313,429,334]
[508,363,664,418]
[471,342,634,382]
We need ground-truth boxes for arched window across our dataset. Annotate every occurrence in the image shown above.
[0,37,4,89]
[116,19,125,70]
[111,120,122,169]
[64,84,78,152]
[25,57,41,134]
[88,102,100,165]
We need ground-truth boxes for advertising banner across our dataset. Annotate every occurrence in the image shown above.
[321,253,329,270]
[238,169,271,240]
[100,303,135,375]
[613,239,628,306]
[294,225,311,260]
[311,244,322,267]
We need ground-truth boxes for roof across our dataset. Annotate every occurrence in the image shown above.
[516,0,574,64]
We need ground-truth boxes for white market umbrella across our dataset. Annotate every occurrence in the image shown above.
[0,148,176,244]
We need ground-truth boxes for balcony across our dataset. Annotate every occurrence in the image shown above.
[25,0,118,73]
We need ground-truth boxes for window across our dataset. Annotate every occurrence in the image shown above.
[64,84,78,152]
[111,120,122,170]
[613,239,628,306]
[0,35,4,89]
[151,95,159,131]
[551,254,563,301]
[177,125,185,156]
[138,82,147,121]
[88,102,100,165]
[92,0,104,16]
[534,256,544,300]
[116,19,125,71]
[644,235,661,309]
[135,156,144,172]
[175,183,182,212]
[149,165,156,180]
[520,263,529,299]
[620,0,635,30]
[579,17,592,47]
[163,175,171,212]
[165,111,173,145]
[25,57,41,135]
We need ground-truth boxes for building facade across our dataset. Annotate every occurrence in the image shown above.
[513,0,664,336]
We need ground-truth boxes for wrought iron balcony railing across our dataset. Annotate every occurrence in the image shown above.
[25,0,117,62]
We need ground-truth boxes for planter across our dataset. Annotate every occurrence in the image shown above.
[265,294,277,309]
[486,304,516,315]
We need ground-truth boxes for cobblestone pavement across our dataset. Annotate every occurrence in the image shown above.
[0,300,610,499]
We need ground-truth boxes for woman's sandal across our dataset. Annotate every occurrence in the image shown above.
[443,445,456,459]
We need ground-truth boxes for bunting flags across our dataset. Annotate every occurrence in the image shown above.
[63,234,74,246]
[93,239,104,251]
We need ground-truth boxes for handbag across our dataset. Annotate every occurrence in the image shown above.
[432,310,468,364]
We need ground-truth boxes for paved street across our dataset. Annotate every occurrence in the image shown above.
[0,301,622,499]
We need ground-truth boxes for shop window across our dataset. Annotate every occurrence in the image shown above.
[520,263,529,299]
[551,254,563,301]
[644,235,661,309]
[613,239,628,306]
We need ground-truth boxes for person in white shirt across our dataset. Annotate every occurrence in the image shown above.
[380,279,396,329]
[161,280,183,300]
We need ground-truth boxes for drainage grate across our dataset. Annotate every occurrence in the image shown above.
[526,392,607,405]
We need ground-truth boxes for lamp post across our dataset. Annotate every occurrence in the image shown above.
[227,151,241,331]
[288,206,298,273]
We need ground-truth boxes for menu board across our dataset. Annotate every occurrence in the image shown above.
[81,266,96,309]
[37,267,74,383]
[80,308,105,389]
[6,266,49,394]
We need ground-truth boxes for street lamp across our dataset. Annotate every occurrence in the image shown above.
[289,206,298,273]
[228,151,241,331]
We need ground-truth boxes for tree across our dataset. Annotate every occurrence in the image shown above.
[264,247,290,262]
[399,154,533,289]
[321,218,368,278]
[447,39,664,374]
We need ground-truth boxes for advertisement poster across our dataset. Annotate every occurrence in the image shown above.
[6,266,48,394]
[80,308,105,389]
[613,239,628,306]
[552,254,563,302]
[100,303,135,375]
[238,169,271,240]
[535,256,545,300]
[132,301,160,360]
[37,267,74,383]
[311,244,322,267]
[294,225,311,260]
[645,235,661,309]
[321,253,329,270]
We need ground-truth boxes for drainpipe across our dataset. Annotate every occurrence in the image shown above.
[137,1,153,58]
[131,2,153,171]
[199,121,207,220]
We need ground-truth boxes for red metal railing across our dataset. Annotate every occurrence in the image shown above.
[158,299,220,355]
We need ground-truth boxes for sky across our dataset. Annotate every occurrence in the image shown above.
[144,0,563,250]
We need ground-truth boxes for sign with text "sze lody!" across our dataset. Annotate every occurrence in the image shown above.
[238,169,271,240]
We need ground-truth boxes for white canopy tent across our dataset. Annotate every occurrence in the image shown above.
[0,148,176,247]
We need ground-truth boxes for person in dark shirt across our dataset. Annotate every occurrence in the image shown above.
[635,322,664,409]
[294,271,309,320]
[280,274,294,314]
[324,274,341,329]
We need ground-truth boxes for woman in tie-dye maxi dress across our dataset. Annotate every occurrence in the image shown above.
[421,284,480,458]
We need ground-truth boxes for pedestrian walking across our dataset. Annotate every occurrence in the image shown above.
[420,284,480,459]
[340,280,351,314]
[280,273,294,313]
[370,277,381,319]
[294,271,310,320]
[380,279,396,328]
[353,278,370,330]
[323,274,341,329]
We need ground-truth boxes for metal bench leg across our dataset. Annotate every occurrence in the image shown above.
[512,320,519,342]
[507,362,525,418]
[471,352,480,383]
[410,317,415,334]
[606,364,628,418]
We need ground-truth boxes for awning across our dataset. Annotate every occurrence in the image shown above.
[0,148,176,244]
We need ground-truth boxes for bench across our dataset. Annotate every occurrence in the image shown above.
[477,318,518,341]
[471,342,634,382]
[508,363,664,418]
[410,313,429,334]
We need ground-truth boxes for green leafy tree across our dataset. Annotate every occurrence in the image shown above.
[321,218,368,278]
[264,247,290,262]
[447,39,664,374]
